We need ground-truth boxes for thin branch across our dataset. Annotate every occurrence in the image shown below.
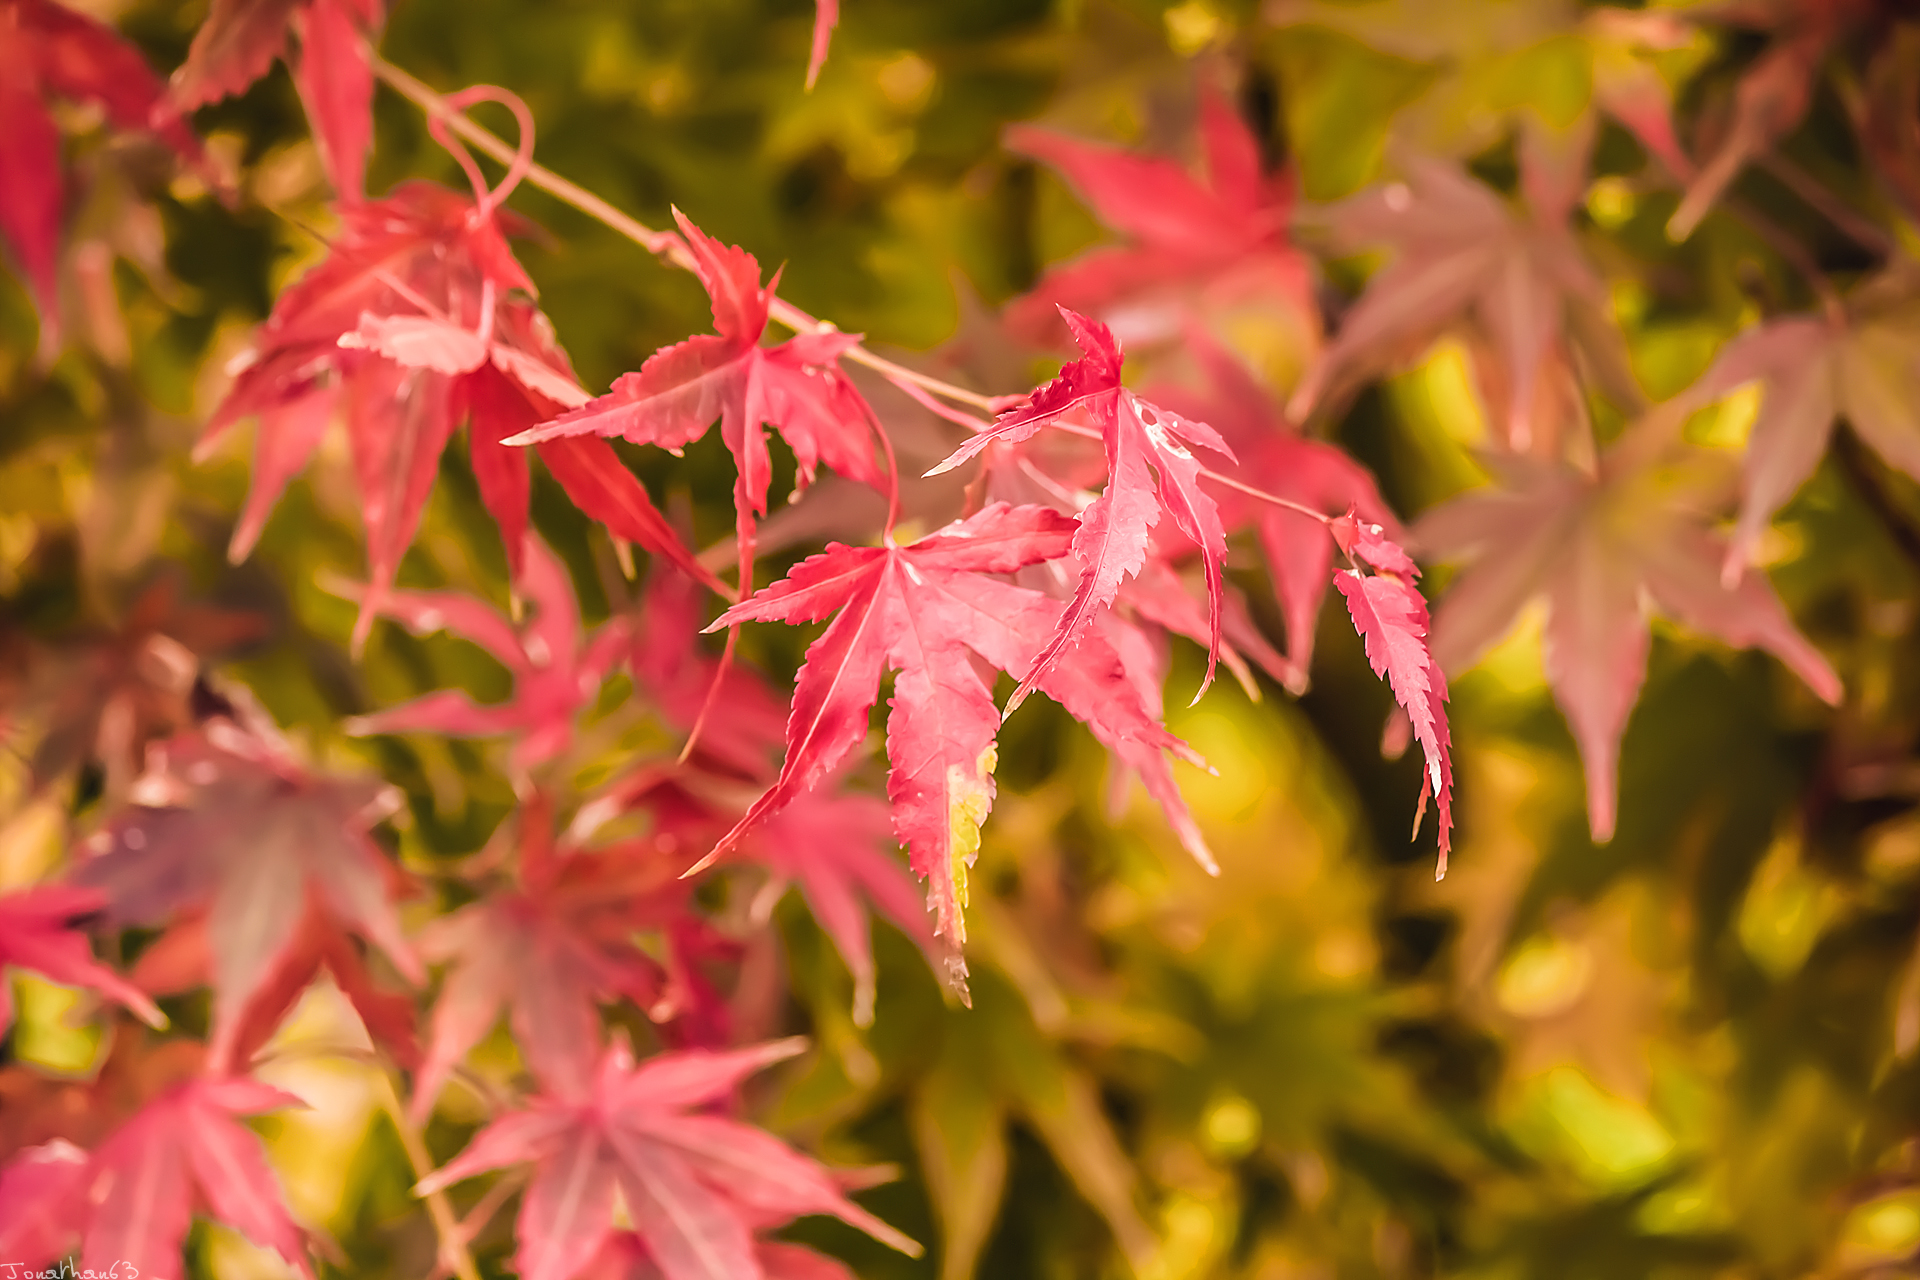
[1832,423,1920,578]
[1723,195,1846,326]
[375,1069,483,1280]
[1758,152,1897,259]
[1048,421,1334,523]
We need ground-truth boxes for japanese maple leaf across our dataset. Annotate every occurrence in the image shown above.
[19,572,263,796]
[0,0,200,339]
[576,738,940,1028]
[167,0,382,200]
[203,182,714,642]
[745,787,935,1027]
[1667,0,1876,239]
[416,1038,919,1280]
[1118,551,1291,701]
[695,503,1207,991]
[1415,426,1843,842]
[358,293,730,593]
[410,796,706,1121]
[1149,333,1401,689]
[0,1075,310,1278]
[0,1027,204,1161]
[929,308,1236,704]
[1004,87,1314,350]
[71,720,423,1072]
[1076,607,1219,876]
[0,884,164,1035]
[1288,150,1628,450]
[1693,268,1920,579]
[1328,512,1455,874]
[505,209,885,551]
[343,535,630,773]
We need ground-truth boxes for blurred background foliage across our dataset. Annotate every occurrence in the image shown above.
[7,0,1920,1278]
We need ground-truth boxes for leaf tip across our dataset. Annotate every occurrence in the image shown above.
[680,846,723,879]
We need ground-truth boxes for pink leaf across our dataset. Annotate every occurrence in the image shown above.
[420,1041,918,1280]
[805,0,839,91]
[292,0,374,202]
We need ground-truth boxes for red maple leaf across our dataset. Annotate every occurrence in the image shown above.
[201,181,713,640]
[1415,428,1842,842]
[0,885,164,1036]
[629,561,789,780]
[1077,608,1219,876]
[344,534,631,773]
[1287,151,1629,452]
[575,744,940,1029]
[929,307,1236,705]
[167,0,383,201]
[0,1027,205,1163]
[505,209,885,555]
[16,572,264,796]
[1149,333,1401,690]
[1691,273,1920,580]
[415,1038,918,1280]
[1665,0,1875,239]
[1329,511,1455,875]
[1004,87,1313,351]
[1118,550,1293,699]
[694,503,1207,992]
[743,786,935,1027]
[410,795,710,1121]
[71,718,422,1073]
[0,0,200,341]
[0,1075,310,1278]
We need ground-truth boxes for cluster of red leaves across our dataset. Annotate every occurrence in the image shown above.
[0,0,200,344]
[0,1074,312,1279]
[167,0,383,203]
[0,0,1874,1274]
[201,175,719,646]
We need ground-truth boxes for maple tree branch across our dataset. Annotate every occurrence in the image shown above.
[1723,195,1846,325]
[370,52,1349,550]
[1757,152,1897,258]
[375,1070,483,1280]
[1832,423,1920,578]
[367,53,998,416]
[1199,467,1335,523]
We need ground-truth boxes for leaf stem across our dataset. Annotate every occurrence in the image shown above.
[1757,152,1896,258]
[1832,422,1920,578]
[1048,421,1334,524]
[1723,195,1847,326]
[375,1068,483,1280]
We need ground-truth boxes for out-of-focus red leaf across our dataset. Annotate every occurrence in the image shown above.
[344,535,630,773]
[0,1076,310,1279]
[417,1039,919,1280]
[71,720,420,1073]
[1416,432,1842,843]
